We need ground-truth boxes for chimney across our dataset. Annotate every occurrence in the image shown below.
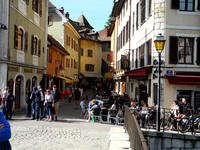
[65,12,69,19]
[105,27,108,37]
[59,7,64,14]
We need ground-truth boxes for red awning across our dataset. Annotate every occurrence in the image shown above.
[125,66,151,77]
[164,75,200,85]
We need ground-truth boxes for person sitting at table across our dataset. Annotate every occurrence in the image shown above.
[87,99,96,122]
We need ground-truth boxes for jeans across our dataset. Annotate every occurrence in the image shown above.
[6,104,13,120]
[35,102,43,120]
[26,103,32,117]
[32,102,36,119]
[46,107,52,116]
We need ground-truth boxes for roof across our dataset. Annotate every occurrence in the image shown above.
[68,19,82,32]
[48,35,70,55]
[77,14,94,29]
[98,29,111,41]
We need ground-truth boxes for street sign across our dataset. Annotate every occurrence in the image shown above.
[166,70,173,75]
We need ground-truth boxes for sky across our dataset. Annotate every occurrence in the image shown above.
[49,0,114,31]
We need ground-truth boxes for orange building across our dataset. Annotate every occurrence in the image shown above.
[44,35,71,92]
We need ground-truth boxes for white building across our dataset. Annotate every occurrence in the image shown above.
[110,0,200,109]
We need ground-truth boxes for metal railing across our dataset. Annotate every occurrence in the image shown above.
[124,105,149,150]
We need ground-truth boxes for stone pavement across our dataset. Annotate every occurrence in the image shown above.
[7,90,112,150]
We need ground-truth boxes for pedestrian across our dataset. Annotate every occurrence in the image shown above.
[51,85,60,121]
[80,97,86,115]
[2,87,9,117]
[74,87,80,104]
[30,87,37,120]
[38,86,45,119]
[35,85,44,121]
[43,89,54,122]
[26,88,32,117]
[5,90,15,120]
[68,88,72,103]
[0,110,12,150]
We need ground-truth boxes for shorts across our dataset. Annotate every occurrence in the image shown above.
[54,101,59,111]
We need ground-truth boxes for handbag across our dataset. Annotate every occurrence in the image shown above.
[47,102,52,108]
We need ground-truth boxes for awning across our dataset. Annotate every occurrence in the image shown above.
[164,75,200,85]
[125,66,152,78]
[56,76,73,84]
[67,77,79,82]
[81,73,103,78]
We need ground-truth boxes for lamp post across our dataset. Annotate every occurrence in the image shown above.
[154,34,166,131]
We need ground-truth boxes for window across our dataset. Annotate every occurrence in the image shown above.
[81,48,84,56]
[180,0,195,11]
[172,0,198,11]
[88,49,93,57]
[14,25,28,52]
[71,58,73,68]
[68,36,70,47]
[140,0,146,24]
[147,39,152,65]
[32,0,42,16]
[71,38,73,49]
[48,15,53,26]
[108,43,111,49]
[74,59,76,69]
[107,54,110,61]
[66,35,68,46]
[131,83,134,93]
[132,12,135,35]
[31,35,41,56]
[66,58,70,68]
[169,36,195,64]
[178,37,193,64]
[85,64,94,71]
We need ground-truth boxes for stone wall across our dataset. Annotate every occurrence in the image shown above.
[143,130,200,150]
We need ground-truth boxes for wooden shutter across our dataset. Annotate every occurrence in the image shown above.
[26,0,29,5]
[148,39,152,65]
[136,3,139,30]
[169,36,178,64]
[140,44,145,67]
[14,25,18,49]
[171,0,179,9]
[31,35,34,55]
[25,32,28,53]
[38,39,41,57]
[135,48,138,68]
[197,38,200,65]
[32,0,36,11]
[40,0,42,17]
[198,0,200,10]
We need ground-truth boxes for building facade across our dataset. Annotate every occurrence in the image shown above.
[8,0,48,109]
[110,0,200,109]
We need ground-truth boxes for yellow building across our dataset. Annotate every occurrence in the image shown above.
[64,19,81,80]
[8,0,48,109]
[77,15,102,81]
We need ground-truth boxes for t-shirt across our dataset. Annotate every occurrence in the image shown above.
[45,94,53,103]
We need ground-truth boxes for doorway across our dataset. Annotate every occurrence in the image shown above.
[15,76,23,109]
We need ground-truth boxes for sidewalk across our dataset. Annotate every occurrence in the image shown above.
[108,126,131,150]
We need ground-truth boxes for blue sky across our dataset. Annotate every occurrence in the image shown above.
[49,0,114,31]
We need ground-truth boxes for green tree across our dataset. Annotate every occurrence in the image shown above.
[104,0,116,28]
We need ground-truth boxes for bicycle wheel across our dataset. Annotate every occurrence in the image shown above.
[178,118,191,133]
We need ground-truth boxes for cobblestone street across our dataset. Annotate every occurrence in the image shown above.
[8,92,113,150]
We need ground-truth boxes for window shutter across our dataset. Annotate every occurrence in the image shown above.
[140,44,145,67]
[32,0,36,11]
[40,0,42,17]
[198,0,200,10]
[136,3,139,30]
[148,39,152,65]
[197,38,200,65]
[38,39,41,57]
[26,0,29,5]
[14,25,18,49]
[171,0,180,9]
[25,32,28,53]
[135,48,138,68]
[169,36,178,64]
[31,35,34,55]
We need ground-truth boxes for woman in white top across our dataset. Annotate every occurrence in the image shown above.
[43,89,54,122]
[170,100,180,130]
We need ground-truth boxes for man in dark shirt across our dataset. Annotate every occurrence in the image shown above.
[51,85,60,121]
[181,98,192,116]
[5,90,14,120]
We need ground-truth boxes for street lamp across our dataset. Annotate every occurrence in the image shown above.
[154,34,165,131]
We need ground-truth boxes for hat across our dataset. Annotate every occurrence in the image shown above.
[53,85,57,88]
